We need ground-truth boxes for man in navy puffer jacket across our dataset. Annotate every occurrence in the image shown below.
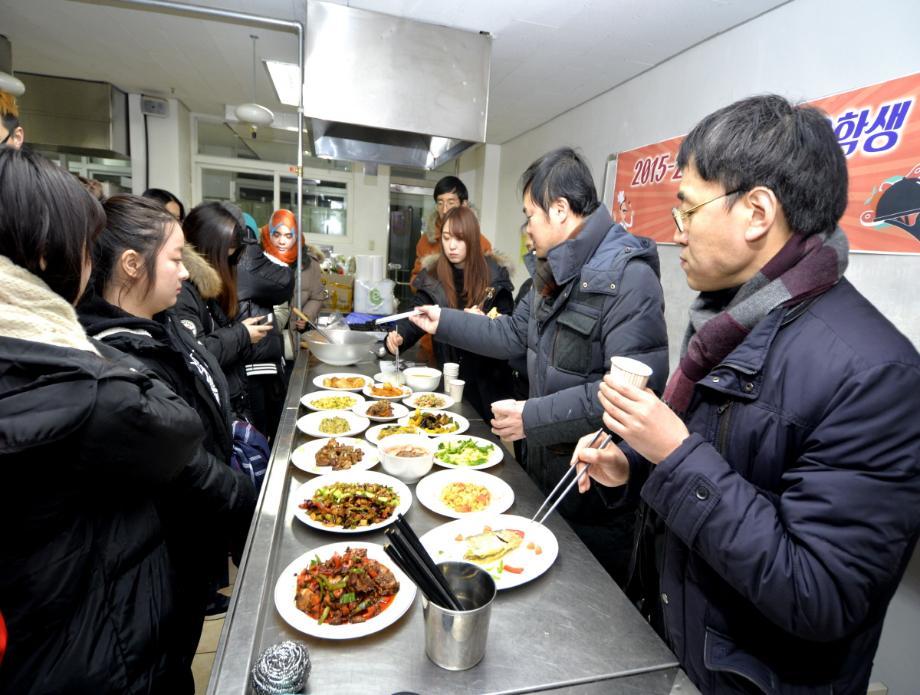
[574,95,920,694]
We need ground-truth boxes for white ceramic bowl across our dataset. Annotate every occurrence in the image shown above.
[373,371,406,386]
[377,434,436,484]
[402,366,442,392]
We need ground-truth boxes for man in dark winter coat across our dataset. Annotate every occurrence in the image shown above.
[409,147,669,585]
[574,95,920,694]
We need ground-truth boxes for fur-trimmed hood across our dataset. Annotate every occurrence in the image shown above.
[304,243,325,264]
[182,243,222,300]
[418,249,513,275]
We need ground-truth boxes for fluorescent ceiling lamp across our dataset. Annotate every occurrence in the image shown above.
[265,60,301,107]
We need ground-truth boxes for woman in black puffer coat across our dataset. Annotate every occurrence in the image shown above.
[174,202,272,422]
[386,206,515,421]
[235,210,295,441]
[78,195,258,694]
[0,148,203,694]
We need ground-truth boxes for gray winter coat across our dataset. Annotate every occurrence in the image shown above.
[437,205,668,523]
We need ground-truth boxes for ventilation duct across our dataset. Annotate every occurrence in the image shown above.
[16,73,129,158]
[304,1,490,170]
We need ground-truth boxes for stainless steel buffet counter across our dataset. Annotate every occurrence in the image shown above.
[207,350,690,695]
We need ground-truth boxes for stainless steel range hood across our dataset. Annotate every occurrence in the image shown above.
[304,1,490,170]
[16,73,129,159]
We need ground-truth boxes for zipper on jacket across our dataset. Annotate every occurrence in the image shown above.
[716,401,734,456]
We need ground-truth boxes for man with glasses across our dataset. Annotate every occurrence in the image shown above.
[410,176,493,284]
[573,95,920,694]
[408,147,669,586]
[0,92,24,149]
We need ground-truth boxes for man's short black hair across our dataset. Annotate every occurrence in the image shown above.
[433,176,468,203]
[677,94,848,237]
[0,147,104,304]
[520,147,600,218]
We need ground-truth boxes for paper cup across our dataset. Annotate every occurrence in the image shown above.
[609,356,653,389]
[442,362,459,393]
[448,379,465,402]
[423,562,496,670]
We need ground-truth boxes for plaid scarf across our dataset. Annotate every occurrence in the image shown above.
[663,226,849,415]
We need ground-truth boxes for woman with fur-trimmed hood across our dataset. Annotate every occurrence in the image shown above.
[175,202,272,421]
[387,206,515,420]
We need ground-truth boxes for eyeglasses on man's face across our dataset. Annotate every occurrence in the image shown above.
[671,189,742,235]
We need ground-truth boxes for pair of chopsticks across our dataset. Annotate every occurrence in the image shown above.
[384,514,464,611]
[529,429,617,525]
[374,309,422,324]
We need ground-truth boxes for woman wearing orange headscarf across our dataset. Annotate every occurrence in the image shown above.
[255,210,327,381]
[261,209,299,265]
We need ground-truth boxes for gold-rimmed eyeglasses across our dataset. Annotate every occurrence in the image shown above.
[671,189,742,235]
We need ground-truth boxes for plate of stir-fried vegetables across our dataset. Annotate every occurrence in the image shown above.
[292,470,412,533]
[274,542,416,639]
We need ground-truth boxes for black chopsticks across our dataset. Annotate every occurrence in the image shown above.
[384,514,464,611]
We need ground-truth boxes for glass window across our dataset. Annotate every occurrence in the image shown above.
[280,177,348,236]
[200,169,274,224]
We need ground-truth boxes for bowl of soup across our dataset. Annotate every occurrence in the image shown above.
[378,434,435,483]
[403,366,442,392]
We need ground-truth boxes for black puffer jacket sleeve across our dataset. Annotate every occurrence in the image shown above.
[167,447,256,561]
[175,282,252,370]
[237,245,295,306]
[77,344,204,488]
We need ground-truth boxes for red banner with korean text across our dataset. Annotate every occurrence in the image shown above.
[609,72,920,253]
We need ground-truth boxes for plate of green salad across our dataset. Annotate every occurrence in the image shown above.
[431,434,503,470]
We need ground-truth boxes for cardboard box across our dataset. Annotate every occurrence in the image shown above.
[321,272,354,312]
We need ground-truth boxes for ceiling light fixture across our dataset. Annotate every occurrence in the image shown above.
[0,71,25,97]
[235,35,274,129]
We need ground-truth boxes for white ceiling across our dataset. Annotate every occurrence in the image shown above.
[3,0,789,145]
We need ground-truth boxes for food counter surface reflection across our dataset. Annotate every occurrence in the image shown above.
[207,350,683,694]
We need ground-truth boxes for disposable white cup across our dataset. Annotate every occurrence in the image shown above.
[379,360,397,374]
[608,356,653,389]
[489,399,518,444]
[448,379,465,402]
[443,362,459,392]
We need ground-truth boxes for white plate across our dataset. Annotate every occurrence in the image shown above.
[397,409,469,436]
[312,373,370,392]
[297,410,370,438]
[403,391,454,410]
[415,469,514,519]
[431,434,504,471]
[301,390,366,411]
[362,382,413,401]
[292,470,412,533]
[290,437,379,475]
[420,514,558,590]
[274,541,416,639]
[365,423,428,446]
[352,400,410,422]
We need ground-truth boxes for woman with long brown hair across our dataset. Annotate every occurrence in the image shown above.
[176,201,272,421]
[387,205,514,419]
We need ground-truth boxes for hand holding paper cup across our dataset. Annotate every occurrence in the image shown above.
[490,399,525,442]
[608,356,653,389]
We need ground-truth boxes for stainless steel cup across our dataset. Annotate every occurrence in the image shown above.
[422,561,496,670]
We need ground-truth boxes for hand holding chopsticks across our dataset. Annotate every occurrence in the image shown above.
[529,429,621,525]
[384,514,464,611]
